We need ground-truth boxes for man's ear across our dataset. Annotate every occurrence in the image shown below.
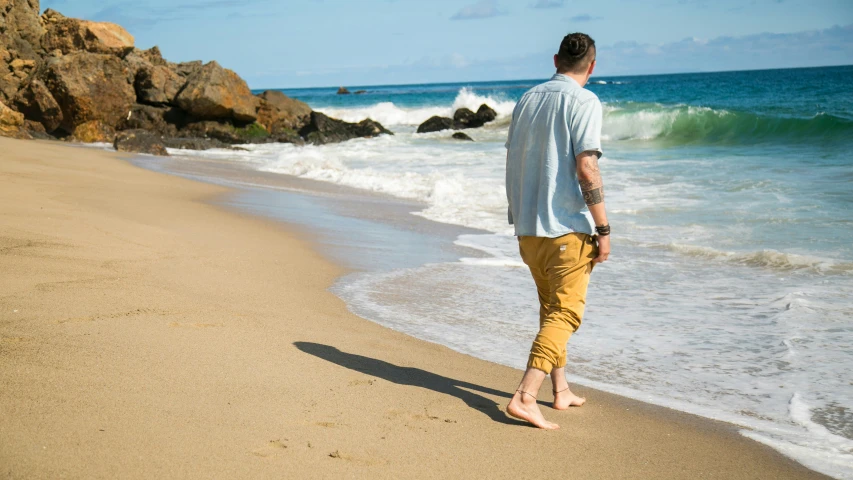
[554,54,560,70]
[588,59,596,76]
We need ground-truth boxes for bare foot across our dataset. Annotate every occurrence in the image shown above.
[552,387,586,410]
[506,391,560,430]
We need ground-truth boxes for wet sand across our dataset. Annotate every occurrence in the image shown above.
[0,136,829,479]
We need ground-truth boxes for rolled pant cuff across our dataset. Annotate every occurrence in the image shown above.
[527,355,554,375]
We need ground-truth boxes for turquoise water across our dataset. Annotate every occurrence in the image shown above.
[212,65,853,477]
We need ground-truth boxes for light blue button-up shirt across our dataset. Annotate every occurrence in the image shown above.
[505,73,603,238]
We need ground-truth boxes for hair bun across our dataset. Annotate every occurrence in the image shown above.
[568,37,587,57]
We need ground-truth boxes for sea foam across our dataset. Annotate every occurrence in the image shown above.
[316,88,516,127]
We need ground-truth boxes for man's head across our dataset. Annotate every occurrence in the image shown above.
[554,33,596,78]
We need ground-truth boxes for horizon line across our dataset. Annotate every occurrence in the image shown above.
[251,63,853,92]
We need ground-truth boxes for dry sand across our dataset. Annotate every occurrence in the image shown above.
[0,137,828,479]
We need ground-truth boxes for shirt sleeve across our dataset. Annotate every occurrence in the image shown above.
[570,98,603,157]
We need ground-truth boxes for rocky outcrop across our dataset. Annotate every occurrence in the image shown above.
[417,115,453,133]
[114,129,168,156]
[1,2,392,149]
[336,86,350,95]
[41,9,134,55]
[256,90,311,134]
[452,132,473,141]
[299,111,391,145]
[175,61,258,123]
[416,104,499,133]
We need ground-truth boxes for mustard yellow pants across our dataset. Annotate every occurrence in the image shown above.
[518,232,598,375]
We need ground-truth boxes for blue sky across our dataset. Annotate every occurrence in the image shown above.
[42,0,853,88]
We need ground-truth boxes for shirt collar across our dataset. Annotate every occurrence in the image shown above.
[551,73,582,87]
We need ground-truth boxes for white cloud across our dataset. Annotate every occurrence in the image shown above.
[569,14,603,22]
[451,0,506,20]
[530,0,565,8]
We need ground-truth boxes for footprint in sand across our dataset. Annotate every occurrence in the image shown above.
[250,439,289,458]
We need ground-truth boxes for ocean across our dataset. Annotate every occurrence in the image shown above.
[141,65,853,478]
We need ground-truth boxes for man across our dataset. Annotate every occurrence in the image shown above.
[504,32,610,430]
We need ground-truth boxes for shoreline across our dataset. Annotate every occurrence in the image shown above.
[0,136,830,479]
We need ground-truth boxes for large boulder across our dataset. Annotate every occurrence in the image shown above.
[416,115,453,134]
[299,111,392,145]
[114,129,168,156]
[14,78,63,132]
[476,104,497,123]
[135,64,184,105]
[121,47,185,106]
[175,61,259,123]
[256,90,311,133]
[40,9,134,55]
[40,52,136,133]
[452,107,482,129]
[0,99,29,139]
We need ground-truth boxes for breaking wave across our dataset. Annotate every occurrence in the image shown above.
[603,102,853,146]
[316,88,516,127]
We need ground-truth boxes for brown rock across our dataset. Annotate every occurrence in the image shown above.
[10,58,36,70]
[135,65,184,105]
[175,61,259,123]
[175,61,203,78]
[256,90,311,133]
[71,120,115,143]
[40,52,135,133]
[14,78,64,132]
[41,12,134,55]
[337,86,351,95]
[0,0,46,55]
[452,131,474,141]
[23,119,45,133]
[114,129,168,156]
[0,99,29,139]
[0,0,46,102]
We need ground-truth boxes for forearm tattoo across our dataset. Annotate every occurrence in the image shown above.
[579,156,605,206]
[583,187,604,205]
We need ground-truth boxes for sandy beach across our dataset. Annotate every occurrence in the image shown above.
[0,136,829,479]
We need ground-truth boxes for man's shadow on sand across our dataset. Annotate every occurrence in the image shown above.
[294,341,529,426]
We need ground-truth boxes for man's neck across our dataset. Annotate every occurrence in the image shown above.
[557,71,589,87]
